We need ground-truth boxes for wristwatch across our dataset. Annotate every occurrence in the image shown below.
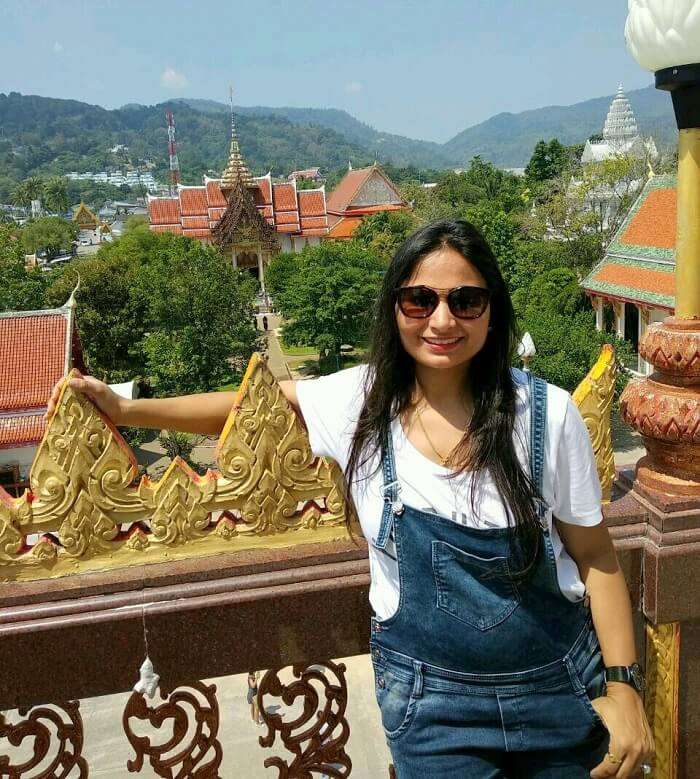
[604,662,645,692]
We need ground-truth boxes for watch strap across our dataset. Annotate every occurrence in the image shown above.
[605,663,645,691]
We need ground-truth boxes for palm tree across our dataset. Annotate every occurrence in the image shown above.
[11,181,31,211]
[44,177,69,214]
[24,176,44,204]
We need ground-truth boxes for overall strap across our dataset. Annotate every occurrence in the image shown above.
[374,422,404,550]
[527,371,548,524]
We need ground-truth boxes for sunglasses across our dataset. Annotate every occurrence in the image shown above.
[395,285,491,320]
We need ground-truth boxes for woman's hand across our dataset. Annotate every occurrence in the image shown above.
[589,684,654,778]
[44,372,127,426]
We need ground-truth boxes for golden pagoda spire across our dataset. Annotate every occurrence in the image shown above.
[221,85,252,189]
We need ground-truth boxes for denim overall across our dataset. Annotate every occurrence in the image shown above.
[369,374,609,778]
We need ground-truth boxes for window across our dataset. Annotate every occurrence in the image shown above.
[0,464,29,498]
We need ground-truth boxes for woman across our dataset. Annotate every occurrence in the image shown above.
[46,220,653,778]
[247,670,262,725]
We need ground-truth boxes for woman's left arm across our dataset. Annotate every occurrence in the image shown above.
[555,519,655,779]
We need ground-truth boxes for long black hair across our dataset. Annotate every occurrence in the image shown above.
[344,218,542,582]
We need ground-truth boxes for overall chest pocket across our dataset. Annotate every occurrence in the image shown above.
[431,540,521,630]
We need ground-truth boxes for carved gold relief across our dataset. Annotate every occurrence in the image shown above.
[572,345,616,501]
[0,353,355,582]
[645,621,679,779]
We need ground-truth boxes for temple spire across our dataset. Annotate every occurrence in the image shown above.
[221,85,253,190]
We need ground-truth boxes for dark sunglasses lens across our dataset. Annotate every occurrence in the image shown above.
[448,287,490,319]
[398,287,437,318]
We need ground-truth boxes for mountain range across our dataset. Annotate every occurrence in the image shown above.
[0,85,676,190]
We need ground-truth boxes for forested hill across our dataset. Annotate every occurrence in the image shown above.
[443,85,675,166]
[0,85,676,192]
[0,92,371,187]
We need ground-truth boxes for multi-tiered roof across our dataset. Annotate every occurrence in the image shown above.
[581,84,657,164]
[148,111,329,243]
[582,174,676,310]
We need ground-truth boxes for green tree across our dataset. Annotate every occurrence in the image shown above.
[46,228,261,394]
[23,176,45,204]
[43,176,69,214]
[268,240,384,365]
[11,181,31,210]
[354,210,416,264]
[525,140,571,182]
[21,216,78,259]
[512,266,632,392]
[462,203,519,284]
[0,225,50,311]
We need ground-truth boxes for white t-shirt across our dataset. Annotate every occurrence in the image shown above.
[296,364,603,621]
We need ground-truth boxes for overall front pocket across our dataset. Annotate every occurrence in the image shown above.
[431,540,521,630]
[371,659,420,740]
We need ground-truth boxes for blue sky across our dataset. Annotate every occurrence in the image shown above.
[1,0,654,143]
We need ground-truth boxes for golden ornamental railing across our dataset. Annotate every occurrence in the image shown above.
[0,353,354,583]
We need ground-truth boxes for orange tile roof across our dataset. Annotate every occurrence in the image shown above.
[181,216,209,229]
[593,263,675,298]
[151,224,182,234]
[179,188,209,216]
[0,313,68,412]
[345,203,406,215]
[300,216,328,230]
[326,168,374,214]
[150,175,329,240]
[327,217,363,239]
[148,198,180,225]
[275,211,300,226]
[272,183,297,212]
[0,412,45,449]
[621,188,677,250]
[255,177,273,205]
[298,190,326,217]
[205,180,227,208]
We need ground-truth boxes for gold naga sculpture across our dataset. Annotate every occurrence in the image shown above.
[0,348,616,583]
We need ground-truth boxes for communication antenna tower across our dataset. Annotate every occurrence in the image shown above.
[166,110,180,196]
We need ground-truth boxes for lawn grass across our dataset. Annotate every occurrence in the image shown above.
[216,382,240,392]
[280,343,318,356]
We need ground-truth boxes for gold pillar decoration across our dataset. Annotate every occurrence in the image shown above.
[675,128,700,320]
[572,345,616,501]
[644,622,680,779]
[0,353,353,583]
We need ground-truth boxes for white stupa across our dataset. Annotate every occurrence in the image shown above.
[581,84,658,164]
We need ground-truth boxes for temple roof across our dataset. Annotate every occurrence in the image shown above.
[581,175,677,310]
[326,165,407,217]
[148,175,329,241]
[603,84,639,146]
[0,302,85,449]
[73,202,99,229]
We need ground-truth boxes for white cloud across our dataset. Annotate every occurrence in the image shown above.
[53,42,63,53]
[161,67,188,90]
[345,81,363,94]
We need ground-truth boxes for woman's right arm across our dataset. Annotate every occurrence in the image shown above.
[45,374,302,436]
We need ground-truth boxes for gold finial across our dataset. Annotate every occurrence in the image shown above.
[221,84,252,189]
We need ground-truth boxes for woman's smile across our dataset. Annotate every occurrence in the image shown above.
[421,336,464,353]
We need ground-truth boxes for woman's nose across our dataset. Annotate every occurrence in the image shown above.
[429,300,455,329]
